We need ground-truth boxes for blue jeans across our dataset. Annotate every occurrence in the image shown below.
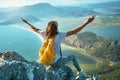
[51,55,81,72]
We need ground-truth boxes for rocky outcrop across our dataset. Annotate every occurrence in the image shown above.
[0,51,45,80]
[0,51,76,80]
[46,66,75,80]
[0,51,99,80]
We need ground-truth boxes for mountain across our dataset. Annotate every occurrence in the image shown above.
[0,3,60,23]
[64,31,120,62]
[0,3,96,18]
[0,12,10,21]
[0,1,119,25]
[87,1,120,9]
[0,15,40,25]
[58,6,96,17]
[20,3,63,17]
[0,3,96,25]
[86,1,120,15]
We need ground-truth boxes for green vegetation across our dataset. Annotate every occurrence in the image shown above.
[64,32,120,62]
[87,63,120,80]
[63,31,120,79]
[63,46,120,80]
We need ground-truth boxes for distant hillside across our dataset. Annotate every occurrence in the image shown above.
[77,1,120,16]
[0,3,95,23]
[20,3,63,17]
[0,1,119,25]
[0,12,9,21]
[58,6,96,17]
[0,15,40,25]
[64,32,120,62]
[87,1,120,9]
[0,3,96,18]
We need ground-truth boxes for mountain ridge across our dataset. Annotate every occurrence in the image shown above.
[64,31,120,62]
[0,3,95,23]
[0,1,119,25]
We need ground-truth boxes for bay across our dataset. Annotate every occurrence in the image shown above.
[0,25,42,61]
[89,26,120,41]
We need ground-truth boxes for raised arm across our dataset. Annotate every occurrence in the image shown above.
[66,15,95,37]
[21,18,41,33]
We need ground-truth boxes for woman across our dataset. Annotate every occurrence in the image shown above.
[21,15,95,79]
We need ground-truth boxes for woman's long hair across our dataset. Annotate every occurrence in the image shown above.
[45,21,58,39]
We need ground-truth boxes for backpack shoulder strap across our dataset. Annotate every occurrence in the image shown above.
[60,46,62,58]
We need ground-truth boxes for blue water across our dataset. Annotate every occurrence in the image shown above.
[0,25,42,61]
[89,26,120,41]
[0,25,120,61]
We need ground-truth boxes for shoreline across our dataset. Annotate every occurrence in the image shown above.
[61,44,87,54]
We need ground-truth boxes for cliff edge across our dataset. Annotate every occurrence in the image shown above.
[0,51,99,80]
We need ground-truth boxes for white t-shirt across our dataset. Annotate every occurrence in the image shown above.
[40,31,66,64]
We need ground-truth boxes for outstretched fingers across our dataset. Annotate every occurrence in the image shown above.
[21,17,28,23]
[91,14,96,20]
[87,14,96,23]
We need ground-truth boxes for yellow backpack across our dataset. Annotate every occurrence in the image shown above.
[39,37,55,66]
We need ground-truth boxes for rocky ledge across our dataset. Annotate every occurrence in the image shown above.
[0,51,99,80]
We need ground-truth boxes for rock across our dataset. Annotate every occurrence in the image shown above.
[0,51,76,80]
[0,51,45,80]
[0,51,98,80]
[46,66,75,80]
[1,51,27,62]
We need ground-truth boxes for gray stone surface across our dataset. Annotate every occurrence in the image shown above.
[0,51,45,80]
[0,51,98,80]
[46,66,75,80]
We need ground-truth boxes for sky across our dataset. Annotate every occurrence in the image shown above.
[0,0,118,8]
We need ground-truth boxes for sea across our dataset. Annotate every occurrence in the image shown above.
[0,25,120,61]
[0,25,42,61]
[89,26,120,41]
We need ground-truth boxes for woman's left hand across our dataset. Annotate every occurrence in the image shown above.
[87,15,95,23]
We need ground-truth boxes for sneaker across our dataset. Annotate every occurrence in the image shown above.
[76,70,89,80]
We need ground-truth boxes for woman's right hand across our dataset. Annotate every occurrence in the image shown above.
[21,17,28,23]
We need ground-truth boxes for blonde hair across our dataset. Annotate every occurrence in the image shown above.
[45,21,58,39]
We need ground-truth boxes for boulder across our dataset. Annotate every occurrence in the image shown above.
[0,51,45,80]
